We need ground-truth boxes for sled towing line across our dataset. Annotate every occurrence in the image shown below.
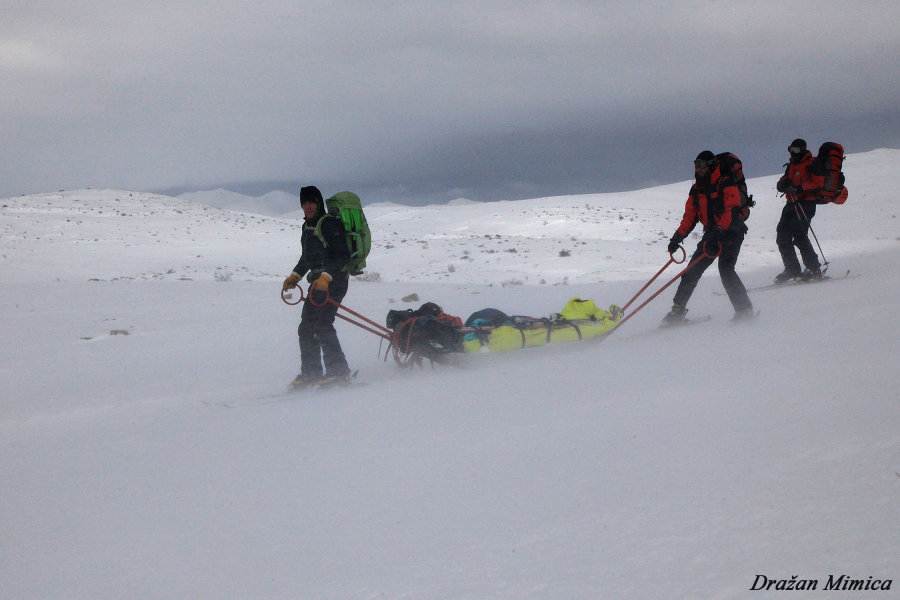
[282,286,410,366]
[282,286,466,368]
[281,241,720,371]
[612,240,722,333]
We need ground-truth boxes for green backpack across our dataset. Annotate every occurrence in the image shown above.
[315,191,371,276]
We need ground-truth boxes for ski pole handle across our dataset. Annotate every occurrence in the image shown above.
[670,244,687,264]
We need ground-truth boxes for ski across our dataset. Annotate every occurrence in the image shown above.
[714,270,858,295]
[658,314,713,329]
[289,369,362,392]
[216,371,364,408]
[622,314,712,341]
[730,310,761,325]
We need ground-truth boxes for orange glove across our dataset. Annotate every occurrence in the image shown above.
[282,273,300,292]
[311,272,332,291]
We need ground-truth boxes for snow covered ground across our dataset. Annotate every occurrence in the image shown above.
[2,150,898,598]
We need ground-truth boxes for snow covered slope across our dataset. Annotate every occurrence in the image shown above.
[1,150,898,599]
[3,148,898,285]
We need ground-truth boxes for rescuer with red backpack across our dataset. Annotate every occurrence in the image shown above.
[774,139,848,283]
[774,138,822,283]
[662,150,754,324]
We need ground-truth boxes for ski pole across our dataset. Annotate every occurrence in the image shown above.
[794,203,829,273]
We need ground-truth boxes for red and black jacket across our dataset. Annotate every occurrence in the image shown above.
[776,151,816,203]
[675,165,745,239]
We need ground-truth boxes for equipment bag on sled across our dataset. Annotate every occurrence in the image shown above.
[387,302,465,355]
[385,298,623,360]
[461,298,622,353]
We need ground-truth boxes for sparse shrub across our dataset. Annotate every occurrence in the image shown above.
[355,271,382,282]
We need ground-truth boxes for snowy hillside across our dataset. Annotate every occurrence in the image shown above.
[4,149,898,285]
[178,188,300,217]
[2,150,898,599]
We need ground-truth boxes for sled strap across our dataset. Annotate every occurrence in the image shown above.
[551,318,581,342]
[569,321,582,341]
[512,324,527,349]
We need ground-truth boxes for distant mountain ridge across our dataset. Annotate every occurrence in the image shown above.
[178,189,300,217]
[4,148,896,285]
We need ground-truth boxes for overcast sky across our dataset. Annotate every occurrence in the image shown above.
[3,1,900,204]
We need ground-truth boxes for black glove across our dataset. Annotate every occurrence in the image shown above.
[667,233,684,254]
[778,179,800,195]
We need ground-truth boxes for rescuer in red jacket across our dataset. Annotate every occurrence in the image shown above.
[774,138,822,283]
[663,151,754,325]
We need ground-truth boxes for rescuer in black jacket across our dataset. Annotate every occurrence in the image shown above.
[282,186,351,387]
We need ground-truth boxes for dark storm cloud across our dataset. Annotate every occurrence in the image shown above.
[2,1,900,201]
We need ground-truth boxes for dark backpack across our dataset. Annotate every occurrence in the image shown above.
[809,142,848,204]
[386,302,463,355]
[315,191,372,276]
[464,308,510,328]
[716,152,755,220]
[386,302,445,330]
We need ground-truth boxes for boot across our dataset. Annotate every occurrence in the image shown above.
[731,307,756,322]
[661,304,687,326]
[290,373,323,389]
[774,269,801,284]
[317,371,354,389]
[800,266,822,281]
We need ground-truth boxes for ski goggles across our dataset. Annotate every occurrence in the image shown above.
[693,158,715,170]
[788,145,806,155]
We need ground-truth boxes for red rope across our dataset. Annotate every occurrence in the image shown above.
[614,241,721,331]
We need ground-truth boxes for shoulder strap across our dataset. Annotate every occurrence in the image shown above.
[314,214,334,247]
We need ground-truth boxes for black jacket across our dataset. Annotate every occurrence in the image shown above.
[291,211,351,281]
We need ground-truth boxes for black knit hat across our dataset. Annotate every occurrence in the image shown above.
[299,185,323,205]
[693,150,716,172]
[790,138,807,150]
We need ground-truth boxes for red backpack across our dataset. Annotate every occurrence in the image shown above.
[809,142,848,204]
[715,152,755,219]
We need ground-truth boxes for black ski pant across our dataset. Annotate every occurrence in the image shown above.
[672,233,752,312]
[776,201,819,273]
[298,277,350,379]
